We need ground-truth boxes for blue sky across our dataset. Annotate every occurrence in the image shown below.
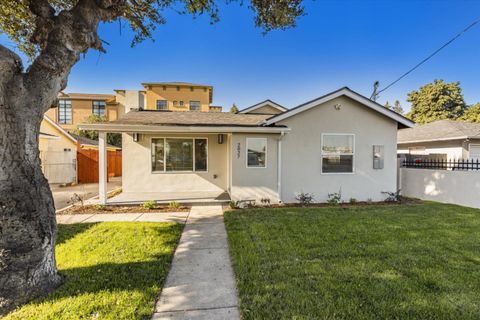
[2,0,480,112]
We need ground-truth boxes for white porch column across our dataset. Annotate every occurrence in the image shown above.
[98,132,107,205]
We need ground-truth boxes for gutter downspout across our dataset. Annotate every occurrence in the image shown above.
[277,131,286,203]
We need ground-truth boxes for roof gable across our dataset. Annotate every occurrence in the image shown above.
[239,100,288,114]
[264,87,414,128]
[43,115,78,144]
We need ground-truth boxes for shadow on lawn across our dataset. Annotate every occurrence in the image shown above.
[56,223,99,245]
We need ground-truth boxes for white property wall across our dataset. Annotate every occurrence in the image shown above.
[277,95,398,203]
[400,168,480,208]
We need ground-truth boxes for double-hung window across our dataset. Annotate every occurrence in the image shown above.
[58,99,72,124]
[152,138,208,172]
[92,100,106,116]
[247,138,267,168]
[189,101,200,111]
[156,100,167,110]
[321,134,354,173]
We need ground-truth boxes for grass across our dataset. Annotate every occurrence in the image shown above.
[5,222,183,320]
[225,202,480,319]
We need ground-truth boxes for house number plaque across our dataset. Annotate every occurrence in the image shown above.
[237,143,241,159]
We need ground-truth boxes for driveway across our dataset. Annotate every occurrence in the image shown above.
[51,177,122,211]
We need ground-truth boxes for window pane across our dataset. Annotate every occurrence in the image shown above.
[58,99,72,124]
[322,155,353,173]
[247,138,267,167]
[156,100,167,110]
[189,101,200,111]
[195,139,208,171]
[322,135,354,154]
[152,139,165,172]
[92,101,106,116]
[166,139,193,171]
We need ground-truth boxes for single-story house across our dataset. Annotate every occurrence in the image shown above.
[237,99,287,115]
[398,120,480,160]
[79,87,414,204]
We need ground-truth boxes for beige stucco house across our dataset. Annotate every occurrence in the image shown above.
[79,87,414,204]
[398,120,480,160]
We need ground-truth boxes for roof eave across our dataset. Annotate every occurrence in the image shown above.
[78,123,290,134]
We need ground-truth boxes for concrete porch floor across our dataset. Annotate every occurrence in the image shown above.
[108,191,231,205]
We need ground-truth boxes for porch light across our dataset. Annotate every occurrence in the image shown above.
[217,134,224,144]
[133,133,139,142]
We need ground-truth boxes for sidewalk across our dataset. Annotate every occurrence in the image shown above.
[152,205,240,320]
[56,211,188,224]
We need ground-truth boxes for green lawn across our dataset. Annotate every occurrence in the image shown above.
[5,222,182,320]
[225,202,480,319]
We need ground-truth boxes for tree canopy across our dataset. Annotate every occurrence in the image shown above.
[230,103,239,113]
[0,0,305,59]
[406,79,467,124]
[460,103,480,123]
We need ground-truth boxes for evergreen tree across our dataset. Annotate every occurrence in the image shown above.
[393,100,404,114]
[230,103,239,113]
[460,103,480,123]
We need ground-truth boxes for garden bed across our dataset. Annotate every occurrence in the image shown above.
[59,204,190,215]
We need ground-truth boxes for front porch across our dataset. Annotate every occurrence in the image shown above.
[108,190,230,205]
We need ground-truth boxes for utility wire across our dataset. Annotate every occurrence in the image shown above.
[376,15,480,96]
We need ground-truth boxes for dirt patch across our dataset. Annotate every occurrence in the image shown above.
[59,204,190,215]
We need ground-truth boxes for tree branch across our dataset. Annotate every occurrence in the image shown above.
[27,0,55,49]
[0,44,22,88]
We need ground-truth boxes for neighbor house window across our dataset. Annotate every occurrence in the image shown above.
[190,101,200,111]
[156,100,167,110]
[179,100,184,107]
[173,100,178,107]
[247,138,267,168]
[92,100,106,116]
[151,138,208,172]
[321,134,354,173]
[58,99,72,124]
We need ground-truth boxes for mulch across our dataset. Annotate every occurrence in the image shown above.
[58,204,190,215]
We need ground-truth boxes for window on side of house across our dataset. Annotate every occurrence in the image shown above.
[189,101,200,111]
[92,100,106,117]
[179,100,184,107]
[156,100,167,110]
[321,134,354,173]
[58,99,72,124]
[247,138,267,168]
[151,138,208,172]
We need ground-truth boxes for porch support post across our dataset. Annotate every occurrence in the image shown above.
[99,132,107,205]
[277,132,285,203]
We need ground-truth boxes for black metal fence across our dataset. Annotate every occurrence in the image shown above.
[402,158,480,171]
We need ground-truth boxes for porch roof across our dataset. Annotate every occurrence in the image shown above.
[79,109,289,133]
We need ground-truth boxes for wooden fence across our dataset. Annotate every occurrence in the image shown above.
[77,148,122,183]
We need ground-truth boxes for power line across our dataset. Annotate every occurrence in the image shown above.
[373,15,480,98]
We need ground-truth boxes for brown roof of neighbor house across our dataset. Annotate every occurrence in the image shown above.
[141,82,212,88]
[70,133,120,149]
[58,92,116,102]
[398,120,480,143]
[109,110,276,127]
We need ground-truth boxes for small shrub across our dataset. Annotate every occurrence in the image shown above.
[94,204,107,211]
[168,201,180,210]
[382,190,401,202]
[229,200,238,209]
[349,198,357,204]
[142,200,156,210]
[295,192,315,206]
[327,189,342,205]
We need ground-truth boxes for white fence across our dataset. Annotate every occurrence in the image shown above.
[400,168,480,209]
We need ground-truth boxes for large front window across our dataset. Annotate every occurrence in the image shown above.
[58,99,72,124]
[152,138,208,172]
[247,138,267,168]
[321,134,354,173]
[156,100,167,110]
[92,100,106,116]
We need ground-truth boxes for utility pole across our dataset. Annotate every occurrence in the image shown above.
[370,81,380,101]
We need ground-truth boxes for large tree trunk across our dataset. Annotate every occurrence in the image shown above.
[0,0,125,315]
[0,86,61,314]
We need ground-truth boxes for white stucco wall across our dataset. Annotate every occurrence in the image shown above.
[397,139,469,159]
[230,133,280,202]
[400,168,480,208]
[277,95,398,203]
[122,133,228,193]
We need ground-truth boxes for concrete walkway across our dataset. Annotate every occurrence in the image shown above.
[152,205,240,320]
[56,212,189,224]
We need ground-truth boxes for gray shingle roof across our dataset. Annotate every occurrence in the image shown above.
[109,110,275,127]
[398,120,480,143]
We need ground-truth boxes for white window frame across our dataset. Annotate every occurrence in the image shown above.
[246,137,268,169]
[321,133,355,174]
[151,137,209,173]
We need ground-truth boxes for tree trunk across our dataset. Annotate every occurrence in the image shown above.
[0,90,61,315]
